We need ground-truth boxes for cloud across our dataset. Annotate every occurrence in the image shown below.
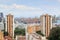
[43,0,60,3]
[57,0,60,2]
[0,4,41,10]
[0,4,43,17]
[0,3,59,17]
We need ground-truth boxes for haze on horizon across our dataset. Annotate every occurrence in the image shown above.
[0,0,60,18]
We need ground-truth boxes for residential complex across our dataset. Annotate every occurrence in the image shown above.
[40,14,52,37]
[26,24,41,40]
[0,13,60,40]
[6,14,14,40]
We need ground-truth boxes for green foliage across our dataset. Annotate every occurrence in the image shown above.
[14,27,25,38]
[4,31,8,36]
[36,31,44,36]
[48,27,60,40]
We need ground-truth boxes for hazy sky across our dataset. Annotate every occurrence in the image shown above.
[0,0,60,17]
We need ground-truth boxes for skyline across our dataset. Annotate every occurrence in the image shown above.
[0,0,60,17]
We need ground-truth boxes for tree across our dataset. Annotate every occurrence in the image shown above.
[14,27,25,38]
[4,31,8,36]
[36,31,44,36]
[48,27,60,40]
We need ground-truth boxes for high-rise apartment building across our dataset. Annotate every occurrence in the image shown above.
[6,14,14,39]
[40,14,52,37]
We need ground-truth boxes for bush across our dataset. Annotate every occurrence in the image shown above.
[48,27,60,40]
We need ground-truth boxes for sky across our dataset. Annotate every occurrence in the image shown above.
[0,0,60,18]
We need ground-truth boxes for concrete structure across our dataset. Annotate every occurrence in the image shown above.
[0,22,4,30]
[0,12,4,31]
[35,25,40,31]
[0,12,3,18]
[6,14,14,39]
[0,31,4,40]
[26,24,40,34]
[4,36,12,40]
[26,33,42,40]
[16,35,26,40]
[26,24,41,40]
[40,14,52,37]
[14,21,26,29]
[31,33,41,40]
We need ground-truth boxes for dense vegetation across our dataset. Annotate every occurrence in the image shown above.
[14,27,25,38]
[4,31,8,36]
[36,31,44,36]
[48,27,60,40]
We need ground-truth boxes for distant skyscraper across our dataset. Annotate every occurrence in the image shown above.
[0,12,3,22]
[6,14,14,39]
[0,12,3,18]
[0,12,4,31]
[40,14,52,37]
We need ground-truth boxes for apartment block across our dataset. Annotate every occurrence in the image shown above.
[40,14,52,37]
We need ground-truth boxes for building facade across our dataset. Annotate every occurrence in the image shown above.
[16,35,26,40]
[30,33,41,40]
[0,12,4,31]
[40,14,52,37]
[26,24,41,40]
[6,14,14,39]
[0,31,4,40]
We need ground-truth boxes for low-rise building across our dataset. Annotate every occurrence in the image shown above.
[16,35,26,40]
[0,31,4,40]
